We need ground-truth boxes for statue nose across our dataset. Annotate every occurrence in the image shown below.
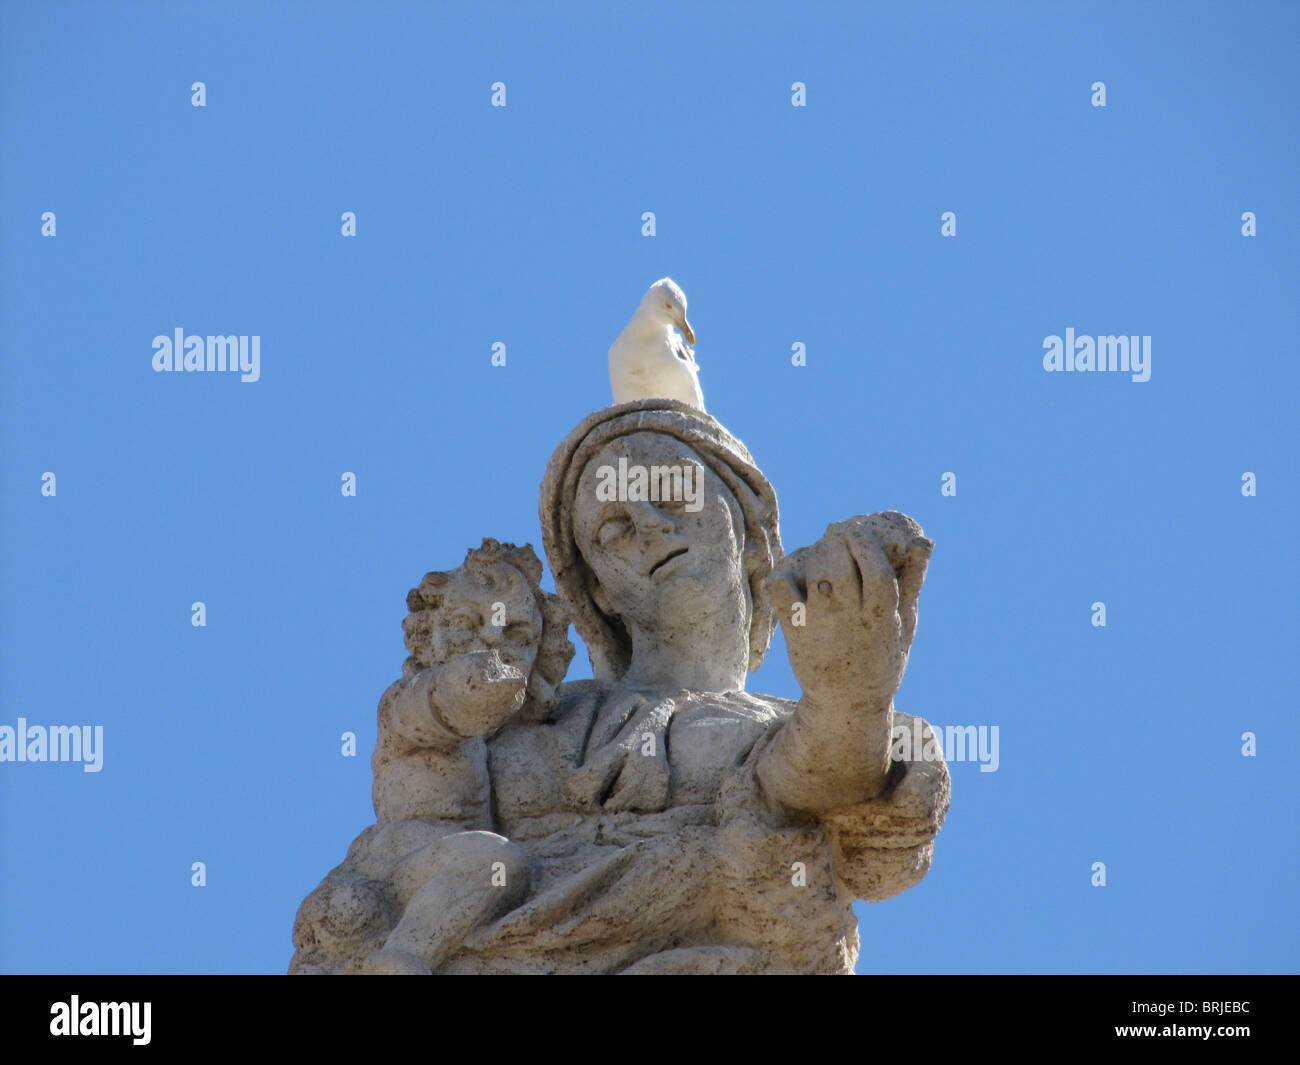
[629,501,674,539]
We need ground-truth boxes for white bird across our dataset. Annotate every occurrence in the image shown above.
[608,278,705,411]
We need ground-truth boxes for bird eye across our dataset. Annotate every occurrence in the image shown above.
[664,302,672,309]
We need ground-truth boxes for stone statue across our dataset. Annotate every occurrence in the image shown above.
[290,399,950,975]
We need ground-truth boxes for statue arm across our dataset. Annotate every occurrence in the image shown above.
[754,513,948,899]
[757,512,932,814]
[755,691,894,814]
[370,652,525,826]
[818,712,950,902]
[377,670,462,754]
[379,651,528,755]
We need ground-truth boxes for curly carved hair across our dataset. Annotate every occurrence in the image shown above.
[400,538,573,723]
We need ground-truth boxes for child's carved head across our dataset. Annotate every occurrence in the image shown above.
[401,539,574,722]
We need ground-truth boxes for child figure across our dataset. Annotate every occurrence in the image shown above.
[288,539,573,975]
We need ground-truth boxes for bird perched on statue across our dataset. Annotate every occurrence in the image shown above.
[608,278,705,411]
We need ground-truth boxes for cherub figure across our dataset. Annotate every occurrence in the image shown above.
[288,539,573,975]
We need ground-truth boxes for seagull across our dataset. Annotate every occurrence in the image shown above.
[608,278,705,411]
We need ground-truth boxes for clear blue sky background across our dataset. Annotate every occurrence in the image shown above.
[2,0,1296,975]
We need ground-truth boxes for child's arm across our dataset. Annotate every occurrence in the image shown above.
[372,651,526,825]
[381,650,526,751]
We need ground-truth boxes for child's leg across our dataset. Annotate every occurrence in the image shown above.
[367,831,529,973]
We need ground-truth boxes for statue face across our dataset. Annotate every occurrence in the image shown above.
[574,433,747,635]
[430,563,542,682]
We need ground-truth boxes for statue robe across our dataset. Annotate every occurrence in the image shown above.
[435,680,949,975]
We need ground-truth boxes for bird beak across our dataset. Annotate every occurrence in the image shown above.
[678,316,696,346]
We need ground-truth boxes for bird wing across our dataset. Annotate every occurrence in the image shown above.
[670,331,699,370]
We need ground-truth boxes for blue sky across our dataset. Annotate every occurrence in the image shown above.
[1,0,1296,974]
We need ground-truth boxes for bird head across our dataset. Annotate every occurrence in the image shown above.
[642,277,695,346]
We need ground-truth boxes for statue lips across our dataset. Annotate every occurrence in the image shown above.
[647,546,689,580]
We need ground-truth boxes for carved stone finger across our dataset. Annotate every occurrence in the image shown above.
[801,535,847,612]
[842,524,899,618]
[895,536,934,648]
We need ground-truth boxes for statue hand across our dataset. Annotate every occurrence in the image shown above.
[765,512,933,706]
[428,650,527,738]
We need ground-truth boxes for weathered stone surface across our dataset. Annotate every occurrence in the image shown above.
[289,400,949,975]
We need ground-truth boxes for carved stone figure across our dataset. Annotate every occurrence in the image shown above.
[290,399,949,975]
